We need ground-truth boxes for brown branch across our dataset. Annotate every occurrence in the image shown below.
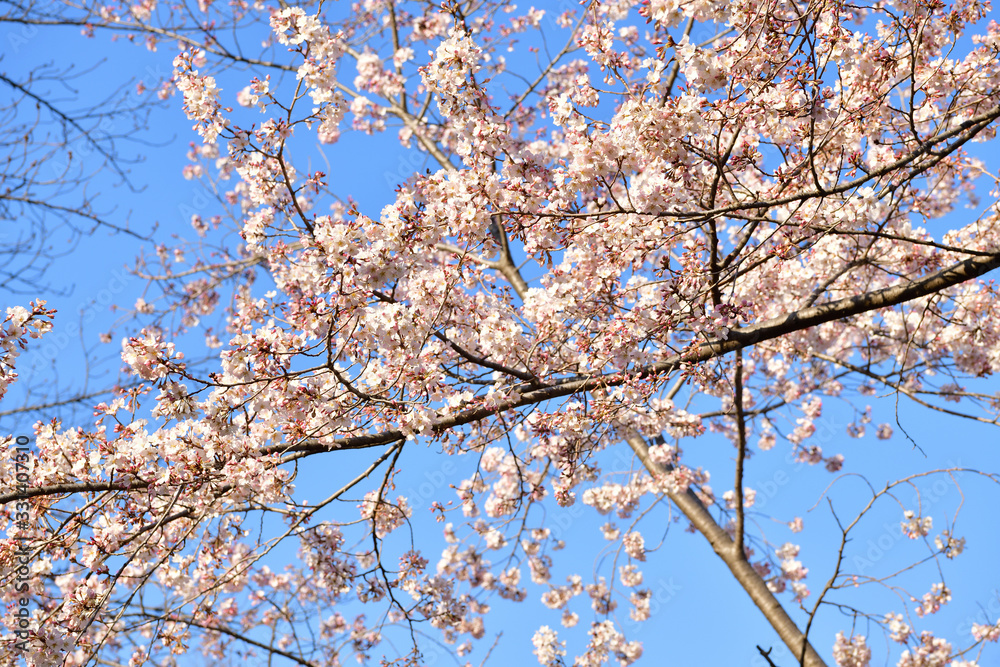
[138,612,319,667]
[652,103,1000,223]
[6,251,1000,503]
[0,195,149,240]
[733,349,748,559]
[273,250,1000,456]
[623,429,828,667]
[488,214,530,300]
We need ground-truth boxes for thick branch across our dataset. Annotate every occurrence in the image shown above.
[623,430,828,667]
[8,252,1000,502]
[733,350,748,557]
[275,250,1000,455]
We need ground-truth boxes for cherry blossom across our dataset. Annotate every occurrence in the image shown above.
[533,626,566,667]
[885,613,913,644]
[0,301,54,400]
[902,510,934,539]
[915,583,952,618]
[833,632,871,667]
[972,622,1000,643]
[897,632,953,667]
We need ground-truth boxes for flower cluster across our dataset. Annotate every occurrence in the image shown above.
[0,301,53,400]
[897,632,953,667]
[972,621,1000,643]
[358,491,412,538]
[902,510,934,539]
[934,531,966,558]
[885,612,913,643]
[833,632,871,667]
[121,329,184,381]
[532,626,566,666]
[914,583,951,618]
[768,542,810,601]
[173,49,227,143]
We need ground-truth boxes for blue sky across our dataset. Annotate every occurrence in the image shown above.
[3,4,1000,667]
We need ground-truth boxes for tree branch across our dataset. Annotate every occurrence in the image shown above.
[623,429,828,667]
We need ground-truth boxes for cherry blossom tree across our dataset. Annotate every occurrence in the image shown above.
[3,0,1000,666]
